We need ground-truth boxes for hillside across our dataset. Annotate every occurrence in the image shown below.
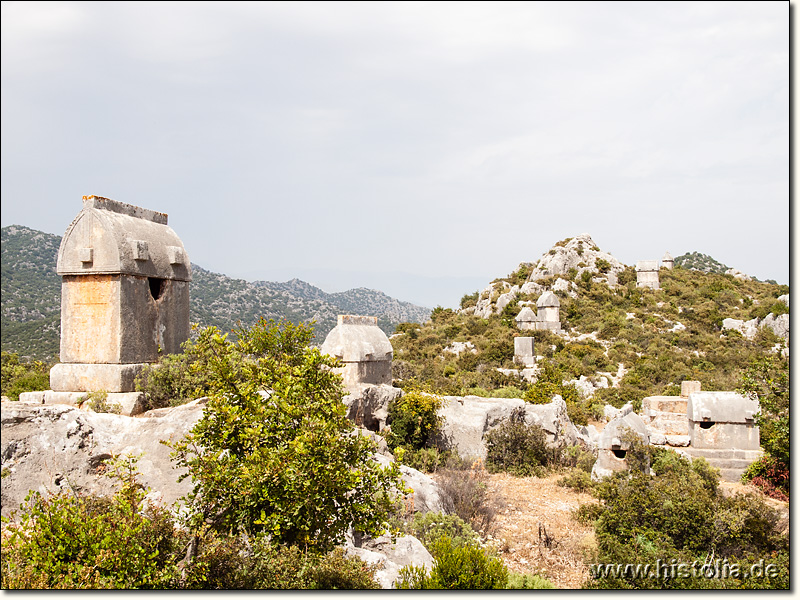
[1,225,430,360]
[674,251,729,274]
[390,234,789,423]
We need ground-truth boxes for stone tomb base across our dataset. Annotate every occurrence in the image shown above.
[17,390,146,416]
[50,363,146,393]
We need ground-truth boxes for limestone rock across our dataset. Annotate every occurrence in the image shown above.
[343,383,402,432]
[527,234,626,286]
[345,533,434,589]
[442,341,477,356]
[436,396,526,459]
[1,399,206,517]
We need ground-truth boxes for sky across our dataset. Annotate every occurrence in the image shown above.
[1,1,789,309]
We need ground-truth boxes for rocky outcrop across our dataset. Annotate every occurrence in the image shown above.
[722,313,789,341]
[1,399,440,519]
[343,383,402,431]
[1,398,205,516]
[526,233,626,284]
[459,234,625,319]
[435,395,585,459]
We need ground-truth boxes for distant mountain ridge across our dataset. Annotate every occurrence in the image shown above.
[1,225,431,360]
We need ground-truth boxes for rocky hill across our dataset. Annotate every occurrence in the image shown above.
[391,233,789,424]
[1,225,431,360]
[674,251,729,274]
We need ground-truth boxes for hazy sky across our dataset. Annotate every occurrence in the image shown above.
[1,2,789,308]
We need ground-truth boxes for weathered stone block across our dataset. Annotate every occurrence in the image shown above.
[50,363,146,393]
[513,337,535,367]
[680,380,701,398]
[321,315,393,388]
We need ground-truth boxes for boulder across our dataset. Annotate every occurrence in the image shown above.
[1,398,206,517]
[343,383,402,432]
[436,396,525,459]
[345,533,434,589]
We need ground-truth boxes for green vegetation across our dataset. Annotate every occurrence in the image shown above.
[81,390,121,414]
[1,351,51,401]
[391,266,788,413]
[169,319,405,552]
[396,536,508,589]
[584,446,788,589]
[738,352,789,498]
[484,409,557,477]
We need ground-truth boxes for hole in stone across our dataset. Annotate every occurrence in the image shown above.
[612,448,627,459]
[699,421,715,429]
[148,277,166,301]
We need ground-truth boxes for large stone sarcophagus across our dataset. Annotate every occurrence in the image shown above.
[49,196,191,393]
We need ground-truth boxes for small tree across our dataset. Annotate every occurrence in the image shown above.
[169,319,405,553]
[737,352,789,468]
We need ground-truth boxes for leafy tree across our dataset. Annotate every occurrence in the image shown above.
[169,319,405,555]
[737,352,788,467]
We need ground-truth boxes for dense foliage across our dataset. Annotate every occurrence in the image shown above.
[584,447,788,589]
[169,319,405,552]
[1,351,51,401]
[396,536,508,589]
[737,352,789,497]
[1,456,382,589]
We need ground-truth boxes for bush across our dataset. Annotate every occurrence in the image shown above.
[135,335,216,409]
[586,448,788,589]
[741,456,789,501]
[557,469,593,493]
[386,391,444,453]
[81,390,121,414]
[507,572,556,589]
[187,534,379,589]
[169,320,405,553]
[1,456,185,589]
[484,410,556,476]
[1,351,50,401]
[436,467,498,534]
[396,536,508,589]
[395,511,480,552]
[459,292,479,309]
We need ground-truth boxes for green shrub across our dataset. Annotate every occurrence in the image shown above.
[396,511,480,551]
[135,335,216,409]
[484,411,556,476]
[386,391,444,453]
[595,258,611,274]
[396,536,508,589]
[557,469,593,493]
[459,292,479,309]
[507,572,556,589]
[1,456,185,589]
[586,448,788,589]
[1,351,51,401]
[82,390,121,414]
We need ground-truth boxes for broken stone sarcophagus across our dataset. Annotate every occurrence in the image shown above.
[592,406,650,481]
[51,196,191,395]
[683,391,761,482]
[321,315,393,388]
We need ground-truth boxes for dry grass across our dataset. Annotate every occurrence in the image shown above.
[485,471,598,589]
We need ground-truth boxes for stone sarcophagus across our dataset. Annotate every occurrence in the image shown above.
[50,196,191,393]
[635,260,660,290]
[591,406,650,481]
[683,391,761,481]
[321,315,393,387]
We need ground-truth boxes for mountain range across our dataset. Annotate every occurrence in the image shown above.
[1,225,431,360]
